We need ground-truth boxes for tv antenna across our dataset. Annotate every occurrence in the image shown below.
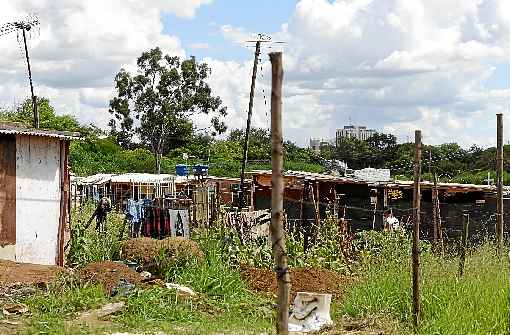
[0,15,40,128]
[238,33,285,209]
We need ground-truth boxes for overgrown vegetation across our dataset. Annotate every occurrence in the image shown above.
[67,202,127,267]
[341,231,510,334]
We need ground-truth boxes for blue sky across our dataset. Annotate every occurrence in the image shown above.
[162,0,297,62]
[3,0,510,147]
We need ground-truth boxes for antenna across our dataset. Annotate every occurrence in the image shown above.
[0,15,40,128]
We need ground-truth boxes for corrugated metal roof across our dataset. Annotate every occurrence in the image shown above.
[110,173,175,183]
[79,173,115,185]
[0,122,80,140]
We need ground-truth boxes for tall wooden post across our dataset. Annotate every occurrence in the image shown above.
[459,212,469,276]
[412,130,422,328]
[497,113,504,254]
[432,171,438,246]
[269,52,289,335]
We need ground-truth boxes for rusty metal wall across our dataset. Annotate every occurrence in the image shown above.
[0,135,16,248]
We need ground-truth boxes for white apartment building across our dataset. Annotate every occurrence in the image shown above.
[336,125,376,144]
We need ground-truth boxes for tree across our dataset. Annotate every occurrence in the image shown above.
[0,97,80,132]
[109,47,227,173]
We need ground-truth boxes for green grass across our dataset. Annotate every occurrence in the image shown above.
[16,227,274,335]
[341,233,510,334]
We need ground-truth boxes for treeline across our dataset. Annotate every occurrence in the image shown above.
[325,134,510,184]
[2,97,510,184]
[0,98,323,177]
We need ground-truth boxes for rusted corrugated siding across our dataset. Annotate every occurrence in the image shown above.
[0,135,16,247]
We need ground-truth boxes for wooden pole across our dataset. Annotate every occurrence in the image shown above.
[269,52,289,335]
[459,212,469,276]
[412,130,422,328]
[432,171,438,247]
[496,113,504,255]
[239,40,261,209]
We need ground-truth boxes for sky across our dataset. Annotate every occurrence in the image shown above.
[1,0,510,148]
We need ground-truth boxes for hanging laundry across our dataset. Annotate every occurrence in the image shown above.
[178,210,190,238]
[169,210,179,237]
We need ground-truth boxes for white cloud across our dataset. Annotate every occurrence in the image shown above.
[3,0,510,149]
[0,0,205,125]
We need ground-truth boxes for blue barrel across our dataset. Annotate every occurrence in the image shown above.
[175,164,189,176]
[193,164,209,176]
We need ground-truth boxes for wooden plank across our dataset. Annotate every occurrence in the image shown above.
[0,135,16,247]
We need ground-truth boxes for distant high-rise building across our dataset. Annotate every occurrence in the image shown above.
[309,138,331,154]
[336,125,376,144]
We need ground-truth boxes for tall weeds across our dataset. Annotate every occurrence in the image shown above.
[342,231,510,334]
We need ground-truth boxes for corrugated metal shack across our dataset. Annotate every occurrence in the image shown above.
[76,173,176,210]
[249,169,510,242]
[0,122,79,265]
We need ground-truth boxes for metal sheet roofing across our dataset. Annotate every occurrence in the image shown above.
[0,122,80,140]
[109,173,175,183]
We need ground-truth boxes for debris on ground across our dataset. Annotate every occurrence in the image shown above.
[139,271,152,280]
[76,302,125,320]
[2,303,29,316]
[121,237,205,271]
[0,260,63,286]
[165,283,196,297]
[71,302,125,331]
[289,292,333,333]
[111,278,136,297]
[80,261,141,294]
[240,266,353,300]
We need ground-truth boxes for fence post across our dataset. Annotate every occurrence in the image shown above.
[496,113,504,255]
[412,130,422,328]
[459,212,470,276]
[269,51,290,335]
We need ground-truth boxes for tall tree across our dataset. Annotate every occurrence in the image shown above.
[109,47,227,173]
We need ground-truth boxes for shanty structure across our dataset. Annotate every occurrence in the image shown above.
[0,123,79,265]
[249,169,510,241]
[76,173,176,210]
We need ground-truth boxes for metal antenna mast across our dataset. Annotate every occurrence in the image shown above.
[0,16,40,128]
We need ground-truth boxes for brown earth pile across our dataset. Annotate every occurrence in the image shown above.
[0,260,63,286]
[79,261,141,293]
[240,266,353,300]
[121,237,205,267]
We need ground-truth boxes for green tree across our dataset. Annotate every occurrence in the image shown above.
[109,47,227,173]
[0,97,80,132]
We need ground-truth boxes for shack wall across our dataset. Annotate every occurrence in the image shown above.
[15,135,62,265]
[0,135,16,258]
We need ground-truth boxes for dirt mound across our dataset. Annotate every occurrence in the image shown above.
[80,261,141,294]
[240,266,352,300]
[121,237,205,267]
[0,260,63,286]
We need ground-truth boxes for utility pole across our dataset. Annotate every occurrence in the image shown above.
[496,113,504,254]
[270,52,289,335]
[239,37,262,209]
[18,23,38,128]
[0,17,40,128]
[412,130,422,328]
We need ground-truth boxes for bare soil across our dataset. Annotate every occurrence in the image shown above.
[79,261,142,294]
[240,266,354,300]
[121,237,205,268]
[0,260,63,286]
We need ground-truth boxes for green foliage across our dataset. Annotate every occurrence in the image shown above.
[224,216,349,273]
[0,97,81,132]
[67,202,127,267]
[109,47,227,172]
[341,232,510,334]
[21,277,108,335]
